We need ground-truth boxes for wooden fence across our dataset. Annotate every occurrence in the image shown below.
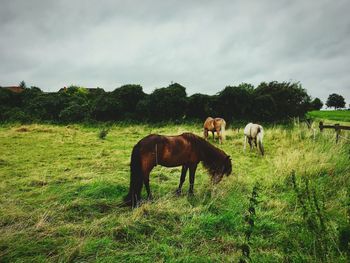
[319,121,350,143]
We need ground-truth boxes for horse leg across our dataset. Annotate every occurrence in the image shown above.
[176,165,188,195]
[188,164,198,195]
[212,131,215,141]
[259,141,265,156]
[254,138,257,148]
[143,171,152,200]
[204,129,208,140]
[141,161,154,202]
[248,138,253,151]
[216,129,222,144]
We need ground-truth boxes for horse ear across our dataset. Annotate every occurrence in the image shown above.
[226,155,231,160]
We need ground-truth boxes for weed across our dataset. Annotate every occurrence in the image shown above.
[98,128,109,139]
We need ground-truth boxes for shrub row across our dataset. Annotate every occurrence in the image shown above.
[0,81,322,123]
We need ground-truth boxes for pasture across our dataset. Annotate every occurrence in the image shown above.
[0,121,349,262]
[307,110,350,122]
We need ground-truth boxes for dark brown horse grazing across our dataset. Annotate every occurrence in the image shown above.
[124,133,232,207]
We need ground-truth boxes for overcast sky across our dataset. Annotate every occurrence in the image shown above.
[1,0,349,105]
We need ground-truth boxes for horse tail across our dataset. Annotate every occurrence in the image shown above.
[257,126,264,156]
[221,120,226,141]
[124,143,143,207]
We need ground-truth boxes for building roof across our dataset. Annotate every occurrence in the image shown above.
[1,86,25,93]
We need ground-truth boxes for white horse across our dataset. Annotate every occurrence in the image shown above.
[244,123,264,155]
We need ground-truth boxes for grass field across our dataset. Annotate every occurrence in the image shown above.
[0,121,350,262]
[307,110,350,122]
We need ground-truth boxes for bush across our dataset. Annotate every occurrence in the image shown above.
[91,95,122,121]
[59,103,91,122]
[98,129,109,139]
[0,81,317,123]
[148,83,187,122]
[186,94,216,120]
[2,107,31,122]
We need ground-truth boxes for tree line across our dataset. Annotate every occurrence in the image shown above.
[0,81,324,123]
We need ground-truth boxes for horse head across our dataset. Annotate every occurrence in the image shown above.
[223,155,232,176]
[211,155,232,184]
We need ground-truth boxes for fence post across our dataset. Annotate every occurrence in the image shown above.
[319,121,324,132]
[335,124,340,143]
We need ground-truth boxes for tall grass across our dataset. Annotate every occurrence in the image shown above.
[0,122,349,262]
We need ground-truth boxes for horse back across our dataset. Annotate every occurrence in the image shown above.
[244,123,263,138]
[137,134,199,167]
[204,117,214,130]
[214,118,225,130]
[161,136,198,166]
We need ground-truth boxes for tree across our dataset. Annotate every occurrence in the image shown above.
[0,79,318,123]
[310,98,323,110]
[25,93,66,121]
[19,81,27,89]
[186,94,216,120]
[254,81,311,121]
[216,83,254,120]
[326,93,346,109]
[59,102,91,122]
[135,95,151,121]
[91,94,122,121]
[149,83,187,122]
[112,84,146,119]
[252,94,277,121]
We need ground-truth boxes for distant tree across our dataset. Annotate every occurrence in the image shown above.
[0,88,13,106]
[149,83,187,122]
[86,87,105,99]
[0,80,318,123]
[216,83,254,120]
[186,93,215,120]
[30,86,42,92]
[252,94,277,121]
[91,93,122,121]
[135,95,151,121]
[0,86,22,108]
[22,86,42,99]
[65,85,89,96]
[25,93,66,121]
[326,93,346,109]
[112,84,146,119]
[2,107,29,122]
[59,102,91,122]
[310,98,323,110]
[19,81,27,89]
[254,81,311,121]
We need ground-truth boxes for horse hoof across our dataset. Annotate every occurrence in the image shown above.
[188,191,194,197]
[175,189,182,196]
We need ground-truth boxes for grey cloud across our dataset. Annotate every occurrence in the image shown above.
[0,0,349,104]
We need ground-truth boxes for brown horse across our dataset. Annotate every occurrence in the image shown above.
[124,133,232,207]
[203,117,226,144]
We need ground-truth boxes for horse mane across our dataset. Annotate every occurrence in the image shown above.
[181,133,228,177]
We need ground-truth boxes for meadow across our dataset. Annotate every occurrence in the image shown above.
[307,110,350,122]
[0,119,349,262]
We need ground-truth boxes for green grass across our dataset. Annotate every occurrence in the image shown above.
[307,110,350,122]
[0,122,349,262]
